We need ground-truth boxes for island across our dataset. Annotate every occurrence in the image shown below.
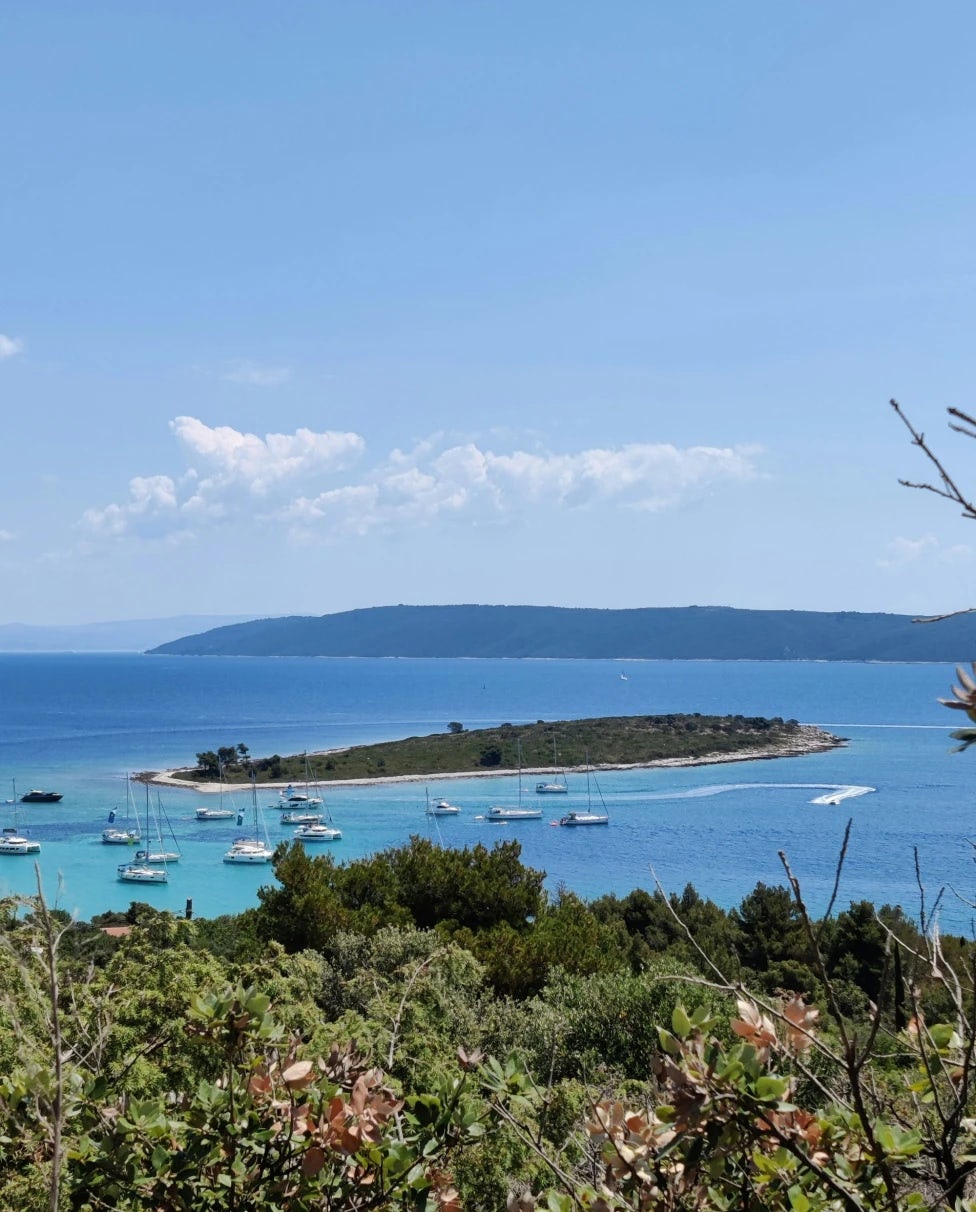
[142,714,843,791]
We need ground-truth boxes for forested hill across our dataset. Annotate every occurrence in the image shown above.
[147,604,976,660]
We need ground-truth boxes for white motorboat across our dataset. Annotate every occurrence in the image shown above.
[294,821,342,842]
[196,807,235,821]
[427,797,461,816]
[224,774,274,864]
[280,810,323,825]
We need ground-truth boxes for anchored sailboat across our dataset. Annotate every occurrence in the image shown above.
[486,739,542,821]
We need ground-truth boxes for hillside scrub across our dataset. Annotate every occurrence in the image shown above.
[164,714,835,786]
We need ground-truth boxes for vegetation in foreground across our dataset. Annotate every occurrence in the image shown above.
[0,828,974,1210]
[172,713,825,785]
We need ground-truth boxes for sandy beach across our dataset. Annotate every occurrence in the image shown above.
[139,725,842,793]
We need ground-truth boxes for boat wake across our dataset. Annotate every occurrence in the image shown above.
[643,782,876,805]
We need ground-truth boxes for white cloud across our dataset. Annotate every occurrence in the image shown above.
[0,334,24,359]
[0,529,14,542]
[79,419,763,544]
[878,534,973,568]
[219,361,291,387]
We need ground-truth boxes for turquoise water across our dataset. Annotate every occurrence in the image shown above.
[0,653,973,931]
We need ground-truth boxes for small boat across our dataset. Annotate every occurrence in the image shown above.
[294,821,342,842]
[0,784,41,854]
[102,826,140,845]
[198,764,238,820]
[138,789,181,862]
[117,861,167,884]
[280,810,323,825]
[102,777,141,845]
[273,759,325,809]
[0,828,41,855]
[485,740,542,821]
[556,754,609,827]
[558,810,609,827]
[486,805,543,821]
[224,774,274,864]
[427,797,461,816]
[21,789,62,803]
[535,733,569,793]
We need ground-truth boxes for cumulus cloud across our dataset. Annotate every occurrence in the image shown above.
[878,534,973,568]
[79,418,763,544]
[219,361,291,387]
[0,334,24,359]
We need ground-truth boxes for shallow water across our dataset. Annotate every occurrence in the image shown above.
[0,653,972,931]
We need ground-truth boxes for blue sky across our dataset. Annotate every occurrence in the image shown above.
[2,2,976,624]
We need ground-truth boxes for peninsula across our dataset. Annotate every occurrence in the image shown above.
[148,714,842,791]
[146,603,975,661]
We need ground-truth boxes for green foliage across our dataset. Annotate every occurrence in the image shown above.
[175,713,829,785]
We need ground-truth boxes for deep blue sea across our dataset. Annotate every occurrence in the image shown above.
[1,653,975,932]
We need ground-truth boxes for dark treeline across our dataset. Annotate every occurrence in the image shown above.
[87,835,964,1023]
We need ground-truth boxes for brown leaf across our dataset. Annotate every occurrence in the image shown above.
[282,1060,314,1089]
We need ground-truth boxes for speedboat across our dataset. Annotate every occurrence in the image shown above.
[485,805,543,821]
[21,789,62,803]
[294,822,342,842]
[558,810,609,827]
[427,798,461,816]
[196,807,235,820]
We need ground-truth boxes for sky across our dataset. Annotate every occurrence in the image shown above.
[3,2,976,625]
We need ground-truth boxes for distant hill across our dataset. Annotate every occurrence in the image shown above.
[0,615,255,653]
[146,604,976,661]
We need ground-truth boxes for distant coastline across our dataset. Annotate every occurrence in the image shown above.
[138,724,842,792]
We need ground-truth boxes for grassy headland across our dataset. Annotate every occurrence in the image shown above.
[159,713,840,787]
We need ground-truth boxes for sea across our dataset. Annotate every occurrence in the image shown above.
[1,652,975,933]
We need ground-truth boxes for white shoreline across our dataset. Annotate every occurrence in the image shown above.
[139,727,843,793]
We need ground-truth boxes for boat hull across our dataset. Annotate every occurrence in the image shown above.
[117,864,168,883]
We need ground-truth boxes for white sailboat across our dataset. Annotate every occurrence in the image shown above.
[0,781,41,855]
[558,753,609,826]
[103,776,141,845]
[486,740,542,821]
[224,773,274,864]
[196,761,236,820]
[535,733,569,794]
[134,787,181,863]
[118,781,170,882]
